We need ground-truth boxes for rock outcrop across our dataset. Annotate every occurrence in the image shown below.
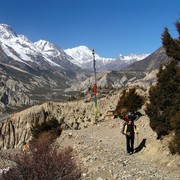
[0,77,34,108]
[0,90,121,149]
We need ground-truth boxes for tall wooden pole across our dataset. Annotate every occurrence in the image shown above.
[92,49,99,118]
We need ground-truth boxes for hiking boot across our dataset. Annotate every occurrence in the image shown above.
[127,152,131,155]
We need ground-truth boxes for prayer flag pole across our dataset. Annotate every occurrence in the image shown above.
[92,49,99,118]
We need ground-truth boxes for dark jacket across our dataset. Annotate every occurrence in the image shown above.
[124,123,137,137]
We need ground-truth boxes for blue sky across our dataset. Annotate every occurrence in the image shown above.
[0,0,180,58]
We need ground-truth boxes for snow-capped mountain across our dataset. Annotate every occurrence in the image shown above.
[107,53,150,71]
[65,46,115,69]
[0,24,79,70]
[0,24,90,110]
[0,24,17,39]
[65,46,149,71]
[35,39,69,59]
[65,46,97,62]
[65,46,102,68]
[117,53,150,62]
[0,23,149,73]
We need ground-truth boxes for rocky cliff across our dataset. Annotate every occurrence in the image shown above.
[0,90,123,149]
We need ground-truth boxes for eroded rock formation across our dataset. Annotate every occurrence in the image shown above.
[0,91,120,149]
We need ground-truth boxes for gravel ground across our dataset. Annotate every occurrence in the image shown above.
[58,116,180,180]
[0,115,179,180]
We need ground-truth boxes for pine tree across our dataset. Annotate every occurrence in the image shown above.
[161,27,180,61]
[146,60,179,138]
[175,20,180,38]
[146,18,180,154]
[115,88,144,117]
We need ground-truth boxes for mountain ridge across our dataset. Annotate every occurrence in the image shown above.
[0,24,150,72]
[65,45,149,71]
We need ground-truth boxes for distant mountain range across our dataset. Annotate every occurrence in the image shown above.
[65,45,173,91]
[65,46,149,71]
[0,24,85,73]
[0,24,172,112]
[0,24,149,73]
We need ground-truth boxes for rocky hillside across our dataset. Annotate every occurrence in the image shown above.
[0,88,180,179]
[0,89,120,149]
[66,69,158,92]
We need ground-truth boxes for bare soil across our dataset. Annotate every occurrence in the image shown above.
[58,112,180,180]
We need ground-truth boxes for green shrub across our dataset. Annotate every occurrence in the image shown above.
[169,133,180,155]
[169,112,180,155]
[115,88,144,117]
[170,112,180,131]
[30,117,62,142]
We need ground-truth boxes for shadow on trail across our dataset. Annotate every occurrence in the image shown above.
[134,138,146,153]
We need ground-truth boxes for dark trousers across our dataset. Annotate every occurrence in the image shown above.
[126,135,134,153]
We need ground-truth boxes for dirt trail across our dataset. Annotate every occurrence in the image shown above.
[58,114,180,180]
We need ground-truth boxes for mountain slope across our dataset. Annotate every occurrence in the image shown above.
[0,24,88,73]
[0,24,90,111]
[125,46,173,71]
